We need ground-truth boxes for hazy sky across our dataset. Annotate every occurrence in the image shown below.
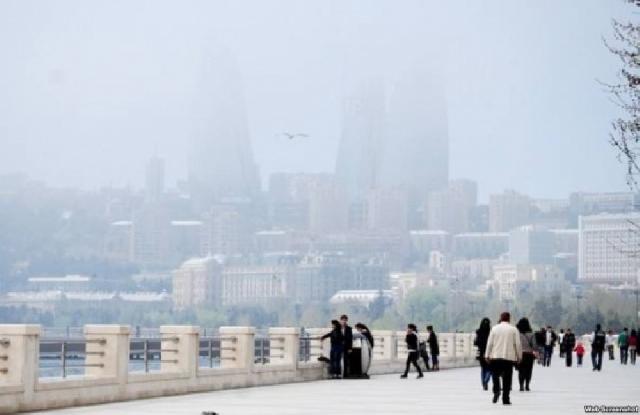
[0,0,632,201]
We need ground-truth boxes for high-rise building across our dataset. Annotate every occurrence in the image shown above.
[380,61,449,225]
[578,213,640,284]
[426,179,477,234]
[308,177,348,235]
[489,190,531,232]
[366,187,408,233]
[509,226,554,265]
[145,156,164,203]
[131,204,170,268]
[335,81,386,201]
[172,256,222,310]
[452,232,509,259]
[188,49,259,204]
[569,192,640,226]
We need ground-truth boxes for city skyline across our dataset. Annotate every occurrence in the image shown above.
[0,1,632,201]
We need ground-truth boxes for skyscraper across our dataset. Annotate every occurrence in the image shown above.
[380,61,449,223]
[335,80,386,201]
[189,48,259,205]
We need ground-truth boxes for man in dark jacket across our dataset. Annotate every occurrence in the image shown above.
[321,320,344,378]
[591,324,606,371]
[339,314,353,378]
[562,328,576,367]
[427,325,440,371]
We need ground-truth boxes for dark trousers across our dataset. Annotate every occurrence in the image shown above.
[543,346,553,366]
[630,348,637,365]
[565,350,573,367]
[518,352,535,389]
[329,346,343,376]
[608,345,615,360]
[403,351,423,376]
[577,354,583,366]
[591,350,603,371]
[490,359,514,403]
[480,359,492,386]
[620,346,628,364]
[342,348,351,377]
[421,351,430,370]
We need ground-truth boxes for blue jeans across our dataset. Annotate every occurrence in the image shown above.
[330,346,343,376]
[480,360,491,385]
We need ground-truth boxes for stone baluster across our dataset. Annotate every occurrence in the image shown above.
[159,326,199,377]
[84,325,130,386]
[219,327,255,370]
[268,327,299,366]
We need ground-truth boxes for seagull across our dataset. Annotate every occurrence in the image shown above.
[281,132,309,140]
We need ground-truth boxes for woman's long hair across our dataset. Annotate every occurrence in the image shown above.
[516,317,532,334]
[477,317,491,335]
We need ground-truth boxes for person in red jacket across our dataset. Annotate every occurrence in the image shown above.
[629,329,637,365]
[574,342,586,367]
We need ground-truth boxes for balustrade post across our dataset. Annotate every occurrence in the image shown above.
[268,327,299,366]
[84,325,130,386]
[0,324,39,404]
[219,327,255,370]
[306,328,331,361]
[370,330,393,361]
[159,325,199,377]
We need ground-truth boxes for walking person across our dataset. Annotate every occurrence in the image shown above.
[606,330,615,360]
[485,312,522,406]
[516,317,535,392]
[475,317,492,390]
[543,325,557,367]
[426,325,440,371]
[574,341,586,367]
[534,328,546,365]
[400,324,423,379]
[618,328,629,365]
[321,320,344,379]
[419,337,430,371]
[562,328,576,367]
[629,329,637,365]
[558,329,565,359]
[339,315,353,377]
[591,324,606,371]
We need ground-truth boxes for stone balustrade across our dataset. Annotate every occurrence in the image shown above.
[0,325,478,414]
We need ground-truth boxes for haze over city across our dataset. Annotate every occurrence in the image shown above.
[0,0,631,200]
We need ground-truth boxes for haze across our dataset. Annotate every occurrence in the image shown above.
[0,0,629,200]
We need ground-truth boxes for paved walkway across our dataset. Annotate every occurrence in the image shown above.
[34,358,639,415]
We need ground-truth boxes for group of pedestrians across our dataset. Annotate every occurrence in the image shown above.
[400,324,440,378]
[321,314,374,379]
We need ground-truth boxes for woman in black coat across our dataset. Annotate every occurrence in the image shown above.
[426,325,440,371]
[475,317,492,390]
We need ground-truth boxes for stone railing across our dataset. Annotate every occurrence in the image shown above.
[0,325,478,414]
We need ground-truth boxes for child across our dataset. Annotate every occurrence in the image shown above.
[574,341,585,367]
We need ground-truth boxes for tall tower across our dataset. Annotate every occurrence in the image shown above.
[335,80,386,202]
[380,60,449,225]
[189,48,260,206]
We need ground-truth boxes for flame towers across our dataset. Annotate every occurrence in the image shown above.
[189,49,260,204]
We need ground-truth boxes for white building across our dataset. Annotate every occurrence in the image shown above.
[578,213,640,284]
[172,256,222,310]
[329,290,394,307]
[493,264,564,301]
[221,266,291,306]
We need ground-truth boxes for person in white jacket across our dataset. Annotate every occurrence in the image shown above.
[484,312,522,406]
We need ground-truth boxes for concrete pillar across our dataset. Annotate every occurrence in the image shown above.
[463,334,473,360]
[371,330,395,361]
[0,325,39,400]
[84,325,130,384]
[219,327,255,370]
[268,327,299,366]
[159,326,199,377]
